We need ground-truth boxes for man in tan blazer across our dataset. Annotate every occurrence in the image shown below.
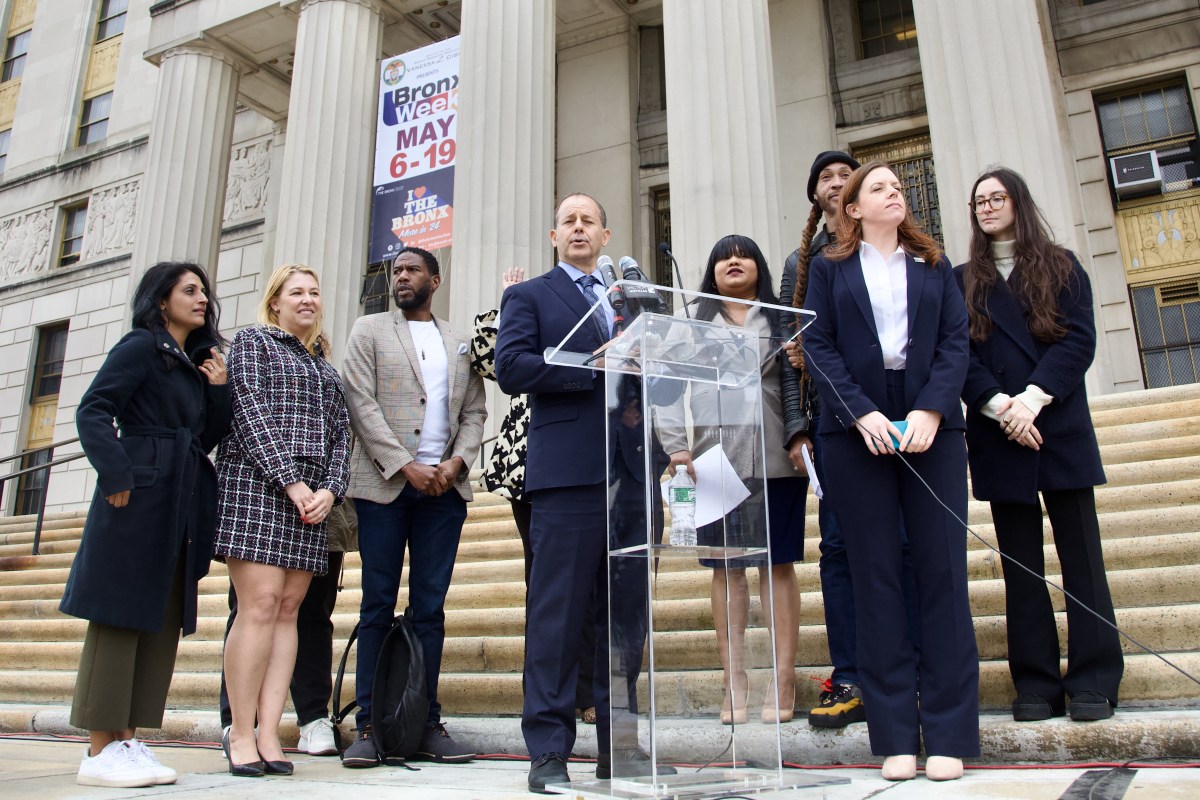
[340,246,486,768]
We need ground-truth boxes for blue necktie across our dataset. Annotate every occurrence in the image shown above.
[577,275,609,339]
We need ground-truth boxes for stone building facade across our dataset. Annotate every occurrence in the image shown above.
[1,0,1198,514]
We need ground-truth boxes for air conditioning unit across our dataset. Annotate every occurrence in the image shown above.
[1110,150,1163,198]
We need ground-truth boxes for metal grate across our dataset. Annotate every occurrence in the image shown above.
[1158,278,1200,306]
[853,133,943,244]
[652,187,673,289]
[1131,281,1200,388]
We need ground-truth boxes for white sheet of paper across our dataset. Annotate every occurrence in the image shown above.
[801,444,822,499]
[661,445,751,528]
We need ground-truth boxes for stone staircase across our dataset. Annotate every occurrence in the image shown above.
[1,384,1199,759]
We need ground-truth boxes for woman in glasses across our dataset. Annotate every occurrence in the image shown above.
[803,161,977,781]
[958,167,1121,724]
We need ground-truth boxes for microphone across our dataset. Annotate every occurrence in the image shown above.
[658,242,691,319]
[619,256,668,313]
[596,255,626,334]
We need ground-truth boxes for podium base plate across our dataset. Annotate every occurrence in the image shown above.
[544,768,849,798]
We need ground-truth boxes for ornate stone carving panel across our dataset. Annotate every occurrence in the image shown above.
[84,37,123,96]
[223,140,271,223]
[0,80,20,129]
[0,208,53,281]
[1117,190,1200,283]
[82,180,140,260]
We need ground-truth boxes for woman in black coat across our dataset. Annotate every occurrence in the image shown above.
[60,262,230,788]
[958,167,1122,723]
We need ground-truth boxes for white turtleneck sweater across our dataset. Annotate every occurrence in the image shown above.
[992,238,1017,281]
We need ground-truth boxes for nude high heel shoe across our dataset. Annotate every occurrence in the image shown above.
[925,756,964,781]
[881,755,917,781]
[719,671,749,725]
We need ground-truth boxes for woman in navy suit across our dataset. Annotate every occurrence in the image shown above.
[803,161,978,781]
[958,167,1121,723]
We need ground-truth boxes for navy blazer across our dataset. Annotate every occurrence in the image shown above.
[954,254,1105,503]
[495,265,609,493]
[803,250,968,435]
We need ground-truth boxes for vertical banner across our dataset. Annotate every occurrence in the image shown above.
[369,37,459,263]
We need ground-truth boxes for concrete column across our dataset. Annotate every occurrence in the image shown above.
[132,42,239,281]
[912,0,1079,258]
[448,0,555,325]
[661,0,784,288]
[912,0,1106,391]
[273,0,383,357]
[555,22,640,272]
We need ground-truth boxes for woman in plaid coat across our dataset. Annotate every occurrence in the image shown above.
[214,264,350,776]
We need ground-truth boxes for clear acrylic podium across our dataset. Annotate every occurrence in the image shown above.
[542,282,848,798]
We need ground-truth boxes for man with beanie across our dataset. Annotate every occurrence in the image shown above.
[781,151,870,728]
[782,151,924,729]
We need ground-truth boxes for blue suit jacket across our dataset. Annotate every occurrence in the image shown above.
[495,265,610,493]
[954,254,1105,503]
[802,250,969,435]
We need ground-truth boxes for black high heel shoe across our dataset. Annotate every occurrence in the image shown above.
[260,753,294,776]
[223,730,265,777]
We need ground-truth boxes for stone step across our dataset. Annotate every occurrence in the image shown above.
[2,649,1195,717]
[3,601,1191,680]
[1086,382,1200,412]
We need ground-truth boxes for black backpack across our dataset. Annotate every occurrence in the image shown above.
[333,607,429,764]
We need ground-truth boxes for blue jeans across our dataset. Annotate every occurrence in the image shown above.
[354,484,468,729]
[813,423,920,688]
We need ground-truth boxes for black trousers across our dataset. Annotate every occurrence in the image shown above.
[219,550,345,728]
[512,497,595,710]
[990,487,1123,709]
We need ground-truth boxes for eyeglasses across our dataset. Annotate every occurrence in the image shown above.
[971,193,1009,213]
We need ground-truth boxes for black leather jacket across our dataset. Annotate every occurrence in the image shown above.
[779,226,833,445]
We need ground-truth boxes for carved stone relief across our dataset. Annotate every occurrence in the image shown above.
[0,208,53,281]
[82,180,140,260]
[1119,193,1200,277]
[224,140,271,223]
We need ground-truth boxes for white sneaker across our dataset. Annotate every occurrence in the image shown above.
[77,741,157,788]
[298,717,338,756]
[124,739,178,785]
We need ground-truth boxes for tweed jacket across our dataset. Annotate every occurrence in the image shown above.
[342,309,487,503]
[471,309,529,501]
[218,325,351,496]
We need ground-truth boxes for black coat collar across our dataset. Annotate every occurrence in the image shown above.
[986,274,1041,361]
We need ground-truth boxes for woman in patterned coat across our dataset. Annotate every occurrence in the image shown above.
[214,264,351,776]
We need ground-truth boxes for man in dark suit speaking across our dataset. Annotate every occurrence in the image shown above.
[496,194,671,793]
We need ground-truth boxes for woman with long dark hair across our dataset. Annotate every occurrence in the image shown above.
[61,262,230,788]
[662,234,808,724]
[959,167,1121,723]
[802,161,977,780]
[215,264,350,777]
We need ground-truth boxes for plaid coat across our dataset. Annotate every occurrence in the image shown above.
[342,310,486,503]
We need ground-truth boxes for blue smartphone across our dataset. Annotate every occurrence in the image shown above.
[889,420,908,449]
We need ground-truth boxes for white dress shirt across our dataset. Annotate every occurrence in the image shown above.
[859,241,909,369]
[557,261,615,336]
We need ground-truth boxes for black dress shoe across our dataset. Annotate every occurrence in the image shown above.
[529,753,570,794]
[596,748,679,780]
[1012,693,1059,721]
[1069,692,1114,721]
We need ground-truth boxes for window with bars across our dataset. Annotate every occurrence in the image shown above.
[1130,279,1200,388]
[853,133,942,243]
[31,325,68,401]
[856,0,917,59]
[96,0,128,42]
[1095,82,1198,194]
[59,204,87,267]
[361,261,391,315]
[651,187,672,289]
[2,29,30,82]
[77,91,112,146]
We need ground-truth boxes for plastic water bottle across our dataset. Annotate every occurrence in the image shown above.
[668,465,697,547]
